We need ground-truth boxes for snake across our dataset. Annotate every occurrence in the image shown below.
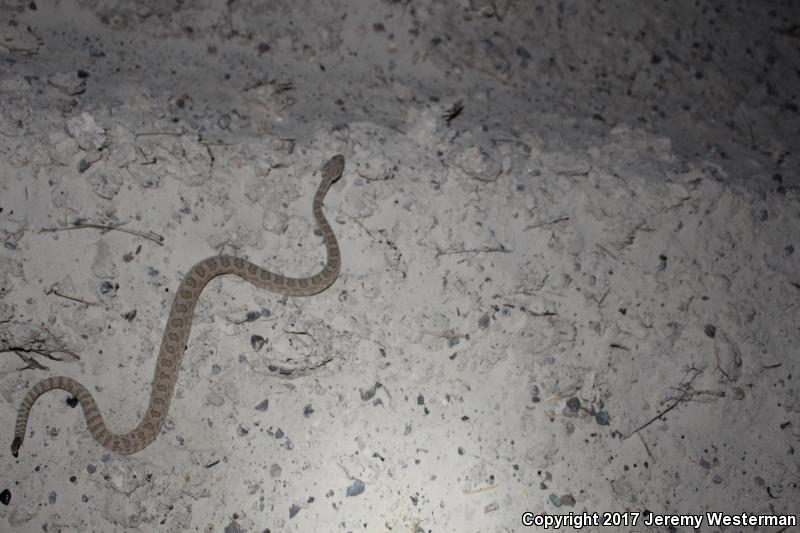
[11,154,345,456]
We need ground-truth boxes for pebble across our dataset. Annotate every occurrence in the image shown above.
[254,398,269,411]
[289,504,301,518]
[531,384,540,403]
[595,410,610,425]
[359,383,379,401]
[217,114,231,130]
[346,479,365,497]
[566,397,581,413]
[224,521,243,533]
[66,112,106,149]
[99,281,116,294]
[251,334,266,351]
[0,489,10,505]
[269,463,281,478]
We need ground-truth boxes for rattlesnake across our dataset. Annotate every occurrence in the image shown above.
[11,154,345,456]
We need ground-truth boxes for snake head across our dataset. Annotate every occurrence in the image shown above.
[322,154,345,182]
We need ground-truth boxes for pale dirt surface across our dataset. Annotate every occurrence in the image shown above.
[0,0,799,532]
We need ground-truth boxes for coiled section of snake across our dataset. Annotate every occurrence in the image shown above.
[11,154,345,456]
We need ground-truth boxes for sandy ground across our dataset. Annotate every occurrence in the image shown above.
[1,0,799,531]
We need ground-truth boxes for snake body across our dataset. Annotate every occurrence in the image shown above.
[11,154,345,456]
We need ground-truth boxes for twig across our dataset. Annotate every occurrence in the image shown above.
[525,215,569,230]
[462,483,498,494]
[591,287,611,307]
[45,287,100,306]
[1,344,80,370]
[443,100,464,123]
[0,42,40,55]
[436,245,511,257]
[523,309,556,317]
[623,390,690,439]
[337,209,374,237]
[39,222,164,246]
[285,330,316,341]
[13,350,51,370]
[420,329,467,340]
[623,368,701,439]
[737,103,757,149]
[355,170,396,182]
[1,322,81,370]
[690,389,726,401]
[461,58,510,85]
[714,347,732,382]
[637,433,655,464]
[134,131,185,138]
[595,243,617,260]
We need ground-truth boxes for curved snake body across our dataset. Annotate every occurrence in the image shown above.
[11,154,345,456]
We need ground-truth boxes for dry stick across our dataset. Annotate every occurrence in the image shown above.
[436,245,511,257]
[737,103,757,149]
[45,287,100,306]
[2,345,80,371]
[623,368,701,440]
[39,222,164,246]
[134,131,184,138]
[623,388,692,440]
[591,287,611,307]
[13,350,50,371]
[637,432,656,464]
[714,348,732,382]
[337,208,374,237]
[3,345,78,362]
[462,483,498,494]
[525,215,569,230]
[420,329,467,340]
[595,243,617,260]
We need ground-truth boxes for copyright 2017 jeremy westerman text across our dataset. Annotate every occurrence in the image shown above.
[521,511,797,529]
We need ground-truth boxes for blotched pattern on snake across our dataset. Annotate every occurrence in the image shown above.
[11,154,345,456]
